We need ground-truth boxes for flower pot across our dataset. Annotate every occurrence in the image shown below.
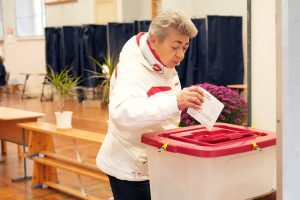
[54,111,73,129]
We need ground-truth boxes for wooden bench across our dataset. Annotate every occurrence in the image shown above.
[17,121,108,200]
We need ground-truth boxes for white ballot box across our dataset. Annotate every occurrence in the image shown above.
[141,123,276,200]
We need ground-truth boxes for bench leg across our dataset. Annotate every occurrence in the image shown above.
[28,130,55,154]
[29,130,58,187]
[32,161,58,187]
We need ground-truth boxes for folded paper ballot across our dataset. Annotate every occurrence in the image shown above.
[187,88,224,131]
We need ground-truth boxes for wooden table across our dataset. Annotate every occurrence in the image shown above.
[0,107,45,181]
[227,84,247,94]
[227,84,247,90]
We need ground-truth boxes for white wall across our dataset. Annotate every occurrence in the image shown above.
[252,0,276,132]
[1,0,97,96]
[161,0,246,17]
[121,0,151,22]
[2,0,46,96]
[4,39,46,94]
[46,0,95,27]
[0,42,4,56]
[277,0,300,198]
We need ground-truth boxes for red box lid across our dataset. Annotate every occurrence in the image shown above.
[141,123,276,157]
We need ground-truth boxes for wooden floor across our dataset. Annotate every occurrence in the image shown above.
[0,93,112,200]
[0,93,276,200]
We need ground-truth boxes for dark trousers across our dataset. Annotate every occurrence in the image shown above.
[108,175,151,200]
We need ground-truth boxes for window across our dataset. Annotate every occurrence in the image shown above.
[15,0,45,37]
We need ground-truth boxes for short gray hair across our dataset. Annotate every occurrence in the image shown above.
[148,10,198,41]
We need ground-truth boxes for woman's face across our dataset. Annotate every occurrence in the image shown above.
[149,28,190,68]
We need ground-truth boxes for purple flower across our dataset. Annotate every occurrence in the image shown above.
[179,83,248,127]
[219,114,226,121]
[223,109,232,114]
[234,118,242,124]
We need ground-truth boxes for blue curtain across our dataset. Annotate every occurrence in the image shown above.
[134,20,151,33]
[45,17,244,88]
[45,27,64,73]
[62,26,80,78]
[107,23,135,62]
[78,25,107,87]
[177,18,207,88]
[45,25,107,87]
[207,16,244,86]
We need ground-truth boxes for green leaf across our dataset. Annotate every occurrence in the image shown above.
[83,54,117,104]
[46,66,81,112]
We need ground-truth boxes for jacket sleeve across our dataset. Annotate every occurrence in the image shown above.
[109,64,180,131]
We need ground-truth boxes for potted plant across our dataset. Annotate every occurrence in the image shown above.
[86,54,116,105]
[46,67,81,129]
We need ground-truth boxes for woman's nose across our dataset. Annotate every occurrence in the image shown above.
[176,49,185,60]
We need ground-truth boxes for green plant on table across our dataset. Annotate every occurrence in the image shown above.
[86,54,116,104]
[46,67,81,112]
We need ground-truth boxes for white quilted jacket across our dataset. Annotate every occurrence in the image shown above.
[96,32,181,181]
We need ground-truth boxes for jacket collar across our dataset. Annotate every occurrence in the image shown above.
[137,32,166,74]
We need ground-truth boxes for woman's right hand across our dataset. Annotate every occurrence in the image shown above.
[176,86,204,110]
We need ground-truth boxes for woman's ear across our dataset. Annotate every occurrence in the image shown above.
[148,34,158,49]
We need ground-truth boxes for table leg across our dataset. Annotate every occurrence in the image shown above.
[11,128,32,182]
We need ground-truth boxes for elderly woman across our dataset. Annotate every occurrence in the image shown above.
[96,10,204,200]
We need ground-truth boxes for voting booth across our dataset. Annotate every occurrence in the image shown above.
[141,123,276,200]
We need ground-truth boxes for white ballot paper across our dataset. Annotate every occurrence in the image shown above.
[187,88,224,131]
